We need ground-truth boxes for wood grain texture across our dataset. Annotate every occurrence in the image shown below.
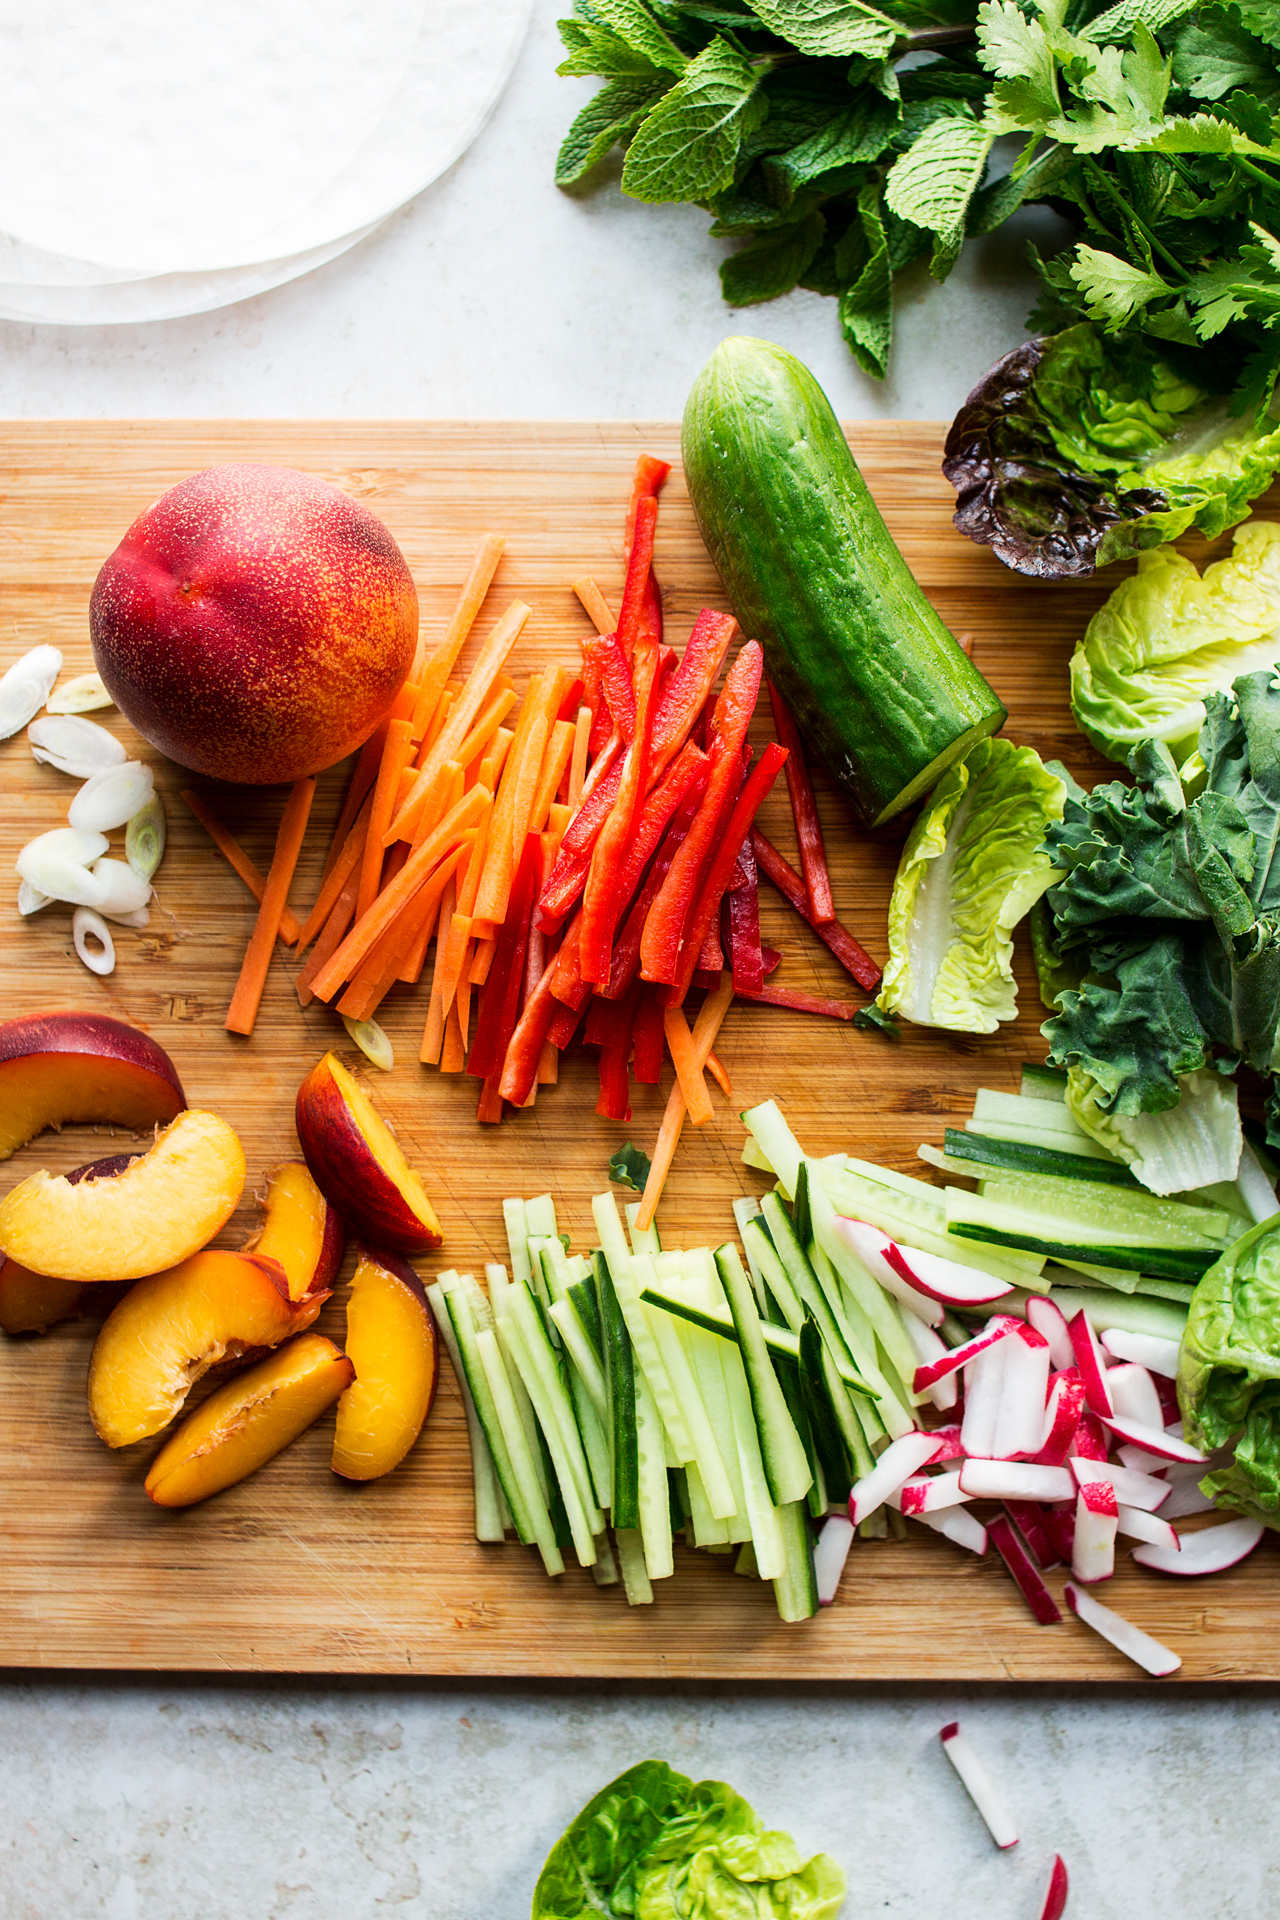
[0,419,1275,1679]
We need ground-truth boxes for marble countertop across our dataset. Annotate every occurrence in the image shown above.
[1,10,1276,1918]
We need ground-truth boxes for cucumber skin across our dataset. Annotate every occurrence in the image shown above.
[682,337,1006,826]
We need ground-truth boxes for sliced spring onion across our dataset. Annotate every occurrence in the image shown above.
[46,671,112,714]
[16,827,110,906]
[68,762,155,834]
[72,906,115,976]
[125,792,167,881]
[90,857,152,915]
[28,713,126,779]
[341,1015,394,1070]
[17,879,52,915]
[0,645,62,739]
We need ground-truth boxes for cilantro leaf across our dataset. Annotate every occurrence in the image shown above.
[608,1143,653,1191]
[1068,243,1173,328]
[1173,6,1275,103]
[1187,223,1280,338]
[621,35,765,200]
[748,0,902,59]
[556,75,676,185]
[884,114,993,275]
[720,208,828,302]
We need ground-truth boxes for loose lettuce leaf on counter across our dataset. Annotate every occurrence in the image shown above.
[1070,521,1280,765]
[532,1762,846,1920]
[877,738,1065,1033]
[1180,1214,1280,1528]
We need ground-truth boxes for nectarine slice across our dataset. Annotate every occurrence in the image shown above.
[0,1010,185,1160]
[241,1160,345,1310]
[0,1108,246,1282]
[0,1258,92,1335]
[88,1248,309,1448]
[296,1052,441,1254]
[332,1246,439,1481]
[145,1334,355,1508]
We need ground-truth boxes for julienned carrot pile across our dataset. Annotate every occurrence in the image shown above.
[206,461,881,1198]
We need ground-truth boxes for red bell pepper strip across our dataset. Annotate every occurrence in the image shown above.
[669,741,788,1005]
[550,914,591,1009]
[596,1045,632,1122]
[761,944,782,976]
[766,678,835,924]
[537,759,624,928]
[547,993,587,1050]
[587,975,643,1054]
[640,642,763,987]
[615,493,657,662]
[751,828,882,992]
[595,634,636,743]
[735,982,860,1020]
[638,568,663,650]
[626,456,670,543]
[467,835,541,1082]
[602,783,705,1001]
[498,954,560,1107]
[556,675,585,723]
[580,633,660,984]
[726,835,764,993]
[698,917,724,973]
[632,987,665,1085]
[649,609,736,778]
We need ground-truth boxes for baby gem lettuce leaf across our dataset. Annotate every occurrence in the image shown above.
[877,737,1066,1033]
[531,1762,847,1919]
[1180,1214,1280,1527]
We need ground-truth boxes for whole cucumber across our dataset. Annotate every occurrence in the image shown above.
[682,337,1006,826]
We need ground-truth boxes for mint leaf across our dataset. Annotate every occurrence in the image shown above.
[968,140,1074,234]
[557,76,675,185]
[748,0,901,58]
[763,92,900,200]
[585,0,691,72]
[839,180,892,374]
[608,1143,653,1191]
[853,1001,900,1036]
[720,208,827,303]
[622,35,764,201]
[558,19,668,78]
[1081,0,1196,44]
[1069,243,1173,328]
[884,115,993,275]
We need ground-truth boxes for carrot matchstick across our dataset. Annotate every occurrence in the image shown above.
[180,790,304,946]
[636,972,734,1230]
[225,778,316,1035]
[390,600,529,843]
[572,577,616,635]
[411,533,506,730]
[356,717,416,921]
[293,792,374,953]
[662,1003,714,1126]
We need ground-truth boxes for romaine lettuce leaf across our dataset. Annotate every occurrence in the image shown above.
[877,739,1066,1033]
[1070,522,1280,765]
[1067,1063,1243,1195]
[532,1763,846,1920]
[1180,1214,1280,1528]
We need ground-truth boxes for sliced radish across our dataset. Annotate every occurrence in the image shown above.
[1068,1310,1114,1418]
[961,1460,1075,1502]
[1064,1582,1181,1677]
[899,1469,970,1516]
[15,827,110,906]
[1071,1403,1111,1463]
[987,1514,1062,1624]
[813,1514,854,1605]
[1027,1295,1074,1370]
[1158,1477,1216,1521]
[1032,1372,1086,1467]
[1155,1373,1182,1426]
[1100,1414,1208,1464]
[68,761,155,835]
[1100,1327,1181,1378]
[1070,1455,1170,1512]
[0,643,62,738]
[28,713,126,778]
[1132,1517,1265,1576]
[1105,1362,1164,1430]
[72,906,115,977]
[992,1326,1052,1460]
[849,1429,945,1525]
[925,1423,965,1461]
[900,1313,958,1413]
[1039,1853,1070,1920]
[939,1722,1019,1848]
[1041,1503,1076,1565]
[961,1336,1010,1459]
[1003,1499,1059,1570]
[913,1505,988,1554]
[912,1314,1021,1392]
[1117,1441,1171,1475]
[833,1216,942,1323]
[1116,1505,1180,1552]
[883,1239,1013,1308]
[1072,1481,1118,1583]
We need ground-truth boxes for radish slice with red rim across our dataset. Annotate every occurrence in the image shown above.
[1105,1362,1164,1430]
[1100,1414,1208,1463]
[1032,1372,1086,1467]
[833,1217,942,1324]
[913,1504,989,1554]
[960,1460,1075,1503]
[1068,1310,1114,1418]
[1039,1853,1070,1920]
[900,1312,958,1412]
[1100,1327,1180,1378]
[1116,1505,1179,1551]
[1132,1517,1264,1576]
[912,1314,1021,1392]
[988,1514,1063,1624]
[1072,1481,1118,1584]
[882,1239,1013,1308]
[813,1514,854,1604]
[1027,1295,1074,1371]
[849,1429,945,1525]
[939,1722,1020,1848]
[1070,1455,1170,1512]
[1065,1580,1181,1676]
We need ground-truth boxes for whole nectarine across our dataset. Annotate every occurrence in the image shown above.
[0,1010,184,1160]
[90,464,418,785]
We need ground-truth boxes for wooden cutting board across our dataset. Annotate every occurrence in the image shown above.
[0,419,1275,1680]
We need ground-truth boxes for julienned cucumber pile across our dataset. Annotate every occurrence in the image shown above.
[432,1082,1280,1663]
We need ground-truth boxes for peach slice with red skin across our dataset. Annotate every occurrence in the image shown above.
[88,1248,314,1448]
[332,1245,439,1481]
[296,1052,441,1254]
[241,1160,345,1314]
[0,1010,185,1160]
[0,1108,245,1282]
[0,1153,139,1333]
[145,1334,355,1508]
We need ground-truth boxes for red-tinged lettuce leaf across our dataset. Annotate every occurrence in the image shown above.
[941,337,1168,579]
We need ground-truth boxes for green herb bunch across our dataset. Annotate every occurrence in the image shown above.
[555,0,1280,393]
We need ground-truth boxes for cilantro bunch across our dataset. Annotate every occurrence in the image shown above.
[557,1,1280,574]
